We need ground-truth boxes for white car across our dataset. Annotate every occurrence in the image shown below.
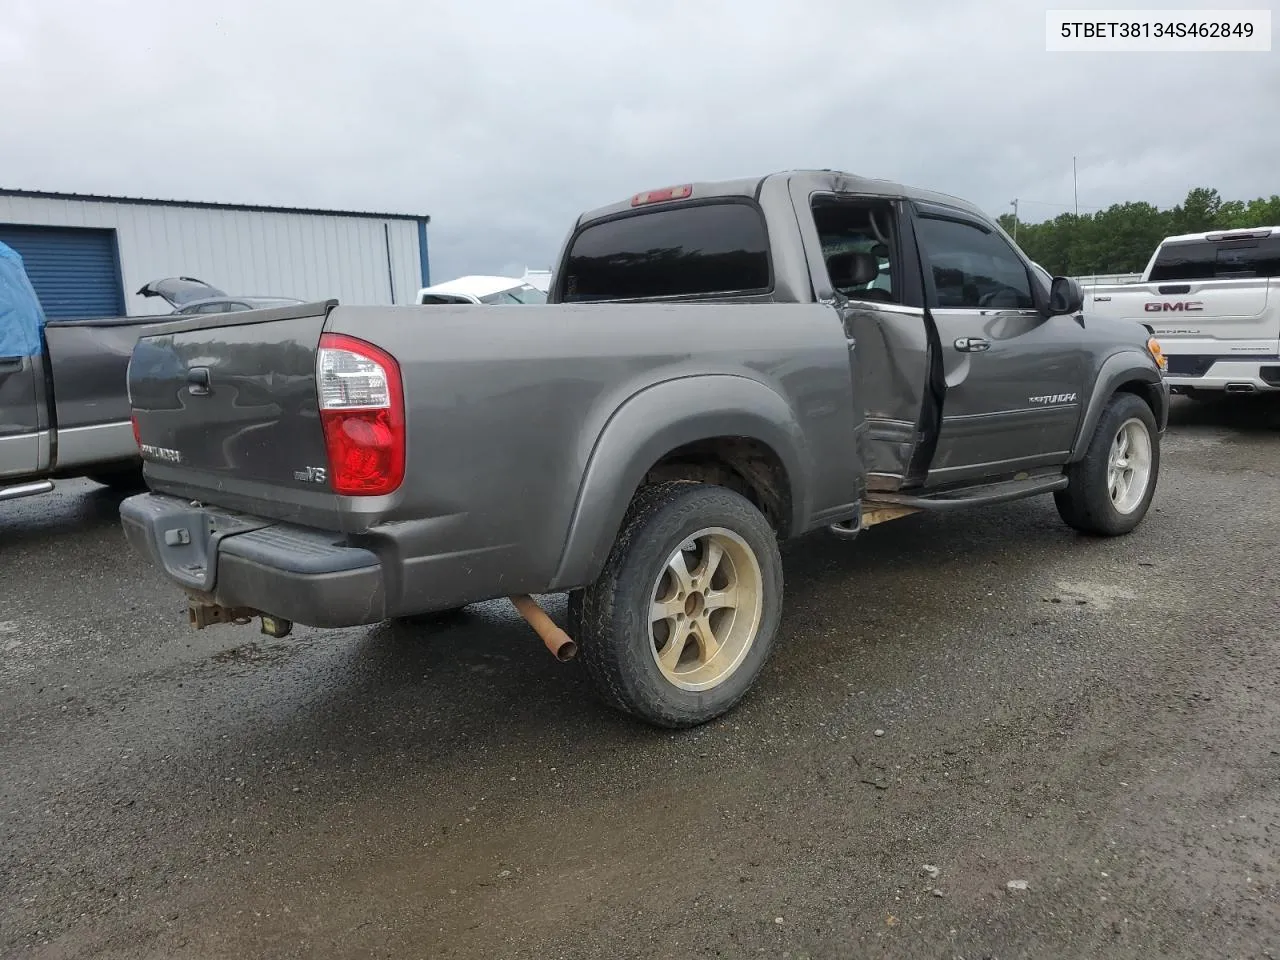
[417,275,547,305]
[1083,227,1280,395]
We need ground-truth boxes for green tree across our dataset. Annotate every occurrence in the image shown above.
[1006,187,1280,276]
[1171,187,1223,234]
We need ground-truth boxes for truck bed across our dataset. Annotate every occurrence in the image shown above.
[1086,276,1277,387]
[41,316,166,471]
[127,299,863,615]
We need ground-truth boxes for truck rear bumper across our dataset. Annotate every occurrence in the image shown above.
[120,493,388,628]
[1165,357,1280,393]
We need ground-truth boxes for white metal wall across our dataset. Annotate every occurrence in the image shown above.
[0,195,425,315]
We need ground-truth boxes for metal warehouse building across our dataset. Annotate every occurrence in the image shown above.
[0,189,430,319]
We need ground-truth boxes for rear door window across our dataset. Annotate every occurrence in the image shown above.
[561,201,771,301]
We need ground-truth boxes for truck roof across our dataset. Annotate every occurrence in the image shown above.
[1157,226,1279,244]
[575,169,991,226]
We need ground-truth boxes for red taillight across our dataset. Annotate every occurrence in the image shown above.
[131,414,141,449]
[631,184,693,206]
[316,333,405,496]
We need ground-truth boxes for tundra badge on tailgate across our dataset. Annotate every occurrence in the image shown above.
[140,443,182,464]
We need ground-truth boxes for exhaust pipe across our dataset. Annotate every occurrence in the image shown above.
[510,594,577,661]
[1224,382,1257,394]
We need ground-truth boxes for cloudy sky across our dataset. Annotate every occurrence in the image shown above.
[3,0,1277,283]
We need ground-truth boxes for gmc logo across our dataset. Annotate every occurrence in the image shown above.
[1144,301,1204,312]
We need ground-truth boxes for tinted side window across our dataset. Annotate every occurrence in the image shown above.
[1149,237,1280,281]
[1148,241,1216,281]
[916,216,1034,309]
[562,202,770,302]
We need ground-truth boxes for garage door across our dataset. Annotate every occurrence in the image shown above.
[0,224,125,320]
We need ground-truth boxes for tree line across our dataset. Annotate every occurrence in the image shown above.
[995,188,1280,277]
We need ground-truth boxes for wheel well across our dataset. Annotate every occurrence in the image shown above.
[1113,378,1162,418]
[639,437,793,536]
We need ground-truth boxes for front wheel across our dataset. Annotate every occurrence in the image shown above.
[1055,392,1160,536]
[577,481,783,729]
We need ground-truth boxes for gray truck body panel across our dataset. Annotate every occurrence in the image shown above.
[0,316,157,489]
[125,299,863,619]
[121,170,1169,628]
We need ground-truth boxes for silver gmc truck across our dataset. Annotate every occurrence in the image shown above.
[121,170,1170,728]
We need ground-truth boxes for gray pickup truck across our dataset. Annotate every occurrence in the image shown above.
[0,266,302,503]
[121,170,1170,728]
[0,242,149,502]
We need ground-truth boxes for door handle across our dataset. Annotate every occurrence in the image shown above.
[186,366,211,396]
[954,337,990,353]
[0,356,24,373]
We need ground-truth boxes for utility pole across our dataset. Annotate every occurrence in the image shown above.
[1010,199,1019,241]
[1073,156,1079,217]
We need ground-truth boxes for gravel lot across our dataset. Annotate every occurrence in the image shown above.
[2,395,1278,960]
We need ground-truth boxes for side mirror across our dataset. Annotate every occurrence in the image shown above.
[1047,276,1084,316]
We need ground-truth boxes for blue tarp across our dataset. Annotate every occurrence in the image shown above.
[0,240,46,357]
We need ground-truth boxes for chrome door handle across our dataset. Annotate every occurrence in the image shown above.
[954,337,990,353]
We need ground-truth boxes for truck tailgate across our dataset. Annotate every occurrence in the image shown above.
[128,301,341,526]
[1089,279,1274,347]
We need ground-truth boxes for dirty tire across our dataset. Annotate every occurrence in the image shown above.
[565,589,584,638]
[1055,391,1160,536]
[577,481,783,729]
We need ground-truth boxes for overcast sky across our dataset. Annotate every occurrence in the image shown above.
[3,0,1277,283]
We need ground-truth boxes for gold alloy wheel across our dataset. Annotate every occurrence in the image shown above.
[647,527,764,692]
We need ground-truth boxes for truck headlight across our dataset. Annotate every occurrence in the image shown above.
[1147,336,1168,372]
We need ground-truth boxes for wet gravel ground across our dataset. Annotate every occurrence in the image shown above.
[2,395,1278,960]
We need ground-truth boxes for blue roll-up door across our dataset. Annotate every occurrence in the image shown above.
[0,224,125,320]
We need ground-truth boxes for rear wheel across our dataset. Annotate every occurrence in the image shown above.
[577,481,783,728]
[565,589,584,637]
[1055,392,1160,536]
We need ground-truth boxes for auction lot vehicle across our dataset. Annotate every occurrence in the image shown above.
[138,276,303,316]
[0,242,153,501]
[1083,227,1280,395]
[121,170,1169,728]
[0,265,304,503]
[417,275,548,305]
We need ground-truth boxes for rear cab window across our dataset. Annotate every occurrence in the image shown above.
[560,201,772,302]
[1148,232,1280,281]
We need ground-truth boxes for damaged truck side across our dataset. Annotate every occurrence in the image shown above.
[121,170,1170,728]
